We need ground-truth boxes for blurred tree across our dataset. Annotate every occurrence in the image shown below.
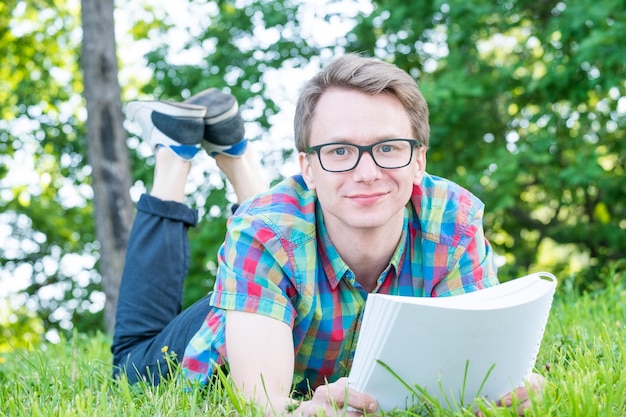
[126,0,340,307]
[2,0,624,339]
[0,299,44,359]
[347,0,626,284]
[0,0,358,335]
[0,0,103,338]
[81,0,134,333]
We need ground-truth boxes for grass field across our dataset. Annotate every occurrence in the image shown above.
[1,265,624,416]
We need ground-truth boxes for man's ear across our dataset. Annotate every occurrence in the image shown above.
[299,152,316,190]
[413,146,427,185]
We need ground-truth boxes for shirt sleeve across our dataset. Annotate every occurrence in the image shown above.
[431,203,499,297]
[209,211,298,327]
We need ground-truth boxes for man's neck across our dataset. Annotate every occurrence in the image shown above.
[325,217,404,293]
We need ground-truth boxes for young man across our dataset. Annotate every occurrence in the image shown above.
[113,54,543,416]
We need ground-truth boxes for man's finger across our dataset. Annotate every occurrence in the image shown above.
[497,386,529,407]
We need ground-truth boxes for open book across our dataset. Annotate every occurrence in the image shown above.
[348,272,557,411]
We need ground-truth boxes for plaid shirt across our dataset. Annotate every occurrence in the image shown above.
[182,173,498,393]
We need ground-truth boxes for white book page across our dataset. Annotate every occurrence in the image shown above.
[348,272,557,411]
[349,295,402,387]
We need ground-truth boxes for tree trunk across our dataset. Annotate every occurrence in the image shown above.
[80,0,133,334]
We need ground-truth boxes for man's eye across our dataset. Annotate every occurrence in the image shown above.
[324,146,351,157]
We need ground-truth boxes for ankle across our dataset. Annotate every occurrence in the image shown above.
[150,147,192,203]
[216,150,269,203]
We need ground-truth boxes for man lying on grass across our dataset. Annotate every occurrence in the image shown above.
[112,53,544,416]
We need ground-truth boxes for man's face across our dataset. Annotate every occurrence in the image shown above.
[299,88,426,235]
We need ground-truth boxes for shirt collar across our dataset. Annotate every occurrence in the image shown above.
[315,202,411,290]
[386,206,410,275]
[315,203,350,289]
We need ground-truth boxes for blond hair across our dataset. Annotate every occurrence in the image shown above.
[294,54,430,152]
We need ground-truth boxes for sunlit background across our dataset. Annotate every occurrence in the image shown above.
[1,0,624,345]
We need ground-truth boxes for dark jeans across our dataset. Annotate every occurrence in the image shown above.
[111,194,213,384]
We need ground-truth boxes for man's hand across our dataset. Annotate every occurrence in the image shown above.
[292,378,378,417]
[476,372,545,416]
[226,312,377,416]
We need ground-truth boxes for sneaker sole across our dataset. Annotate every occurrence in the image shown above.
[204,139,248,157]
[126,101,207,119]
[184,88,239,125]
[206,103,239,125]
[126,100,206,159]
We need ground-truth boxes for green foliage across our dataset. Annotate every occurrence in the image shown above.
[2,0,625,337]
[135,0,320,122]
[536,260,626,416]
[0,300,44,359]
[0,0,102,336]
[0,332,257,416]
[183,186,230,307]
[347,0,626,284]
[0,264,624,416]
[122,0,332,309]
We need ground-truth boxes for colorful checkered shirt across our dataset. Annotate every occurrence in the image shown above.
[182,172,498,393]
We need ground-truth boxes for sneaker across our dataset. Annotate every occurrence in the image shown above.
[185,88,248,157]
[126,101,207,160]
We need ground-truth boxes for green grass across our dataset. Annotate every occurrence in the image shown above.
[1,264,624,416]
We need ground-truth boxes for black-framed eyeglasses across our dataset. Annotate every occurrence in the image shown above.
[306,139,420,173]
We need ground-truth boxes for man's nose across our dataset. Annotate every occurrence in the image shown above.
[352,150,381,180]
